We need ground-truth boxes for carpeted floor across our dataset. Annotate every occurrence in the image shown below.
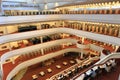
[21,55,76,80]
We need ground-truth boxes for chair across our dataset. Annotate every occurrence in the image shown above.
[63,62,67,66]
[47,68,52,73]
[56,65,61,69]
[39,71,45,76]
[32,74,38,80]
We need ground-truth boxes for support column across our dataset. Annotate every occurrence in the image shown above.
[40,36,44,55]
[109,3,112,14]
[83,6,87,14]
[82,37,85,44]
[41,49,44,55]
[40,36,43,43]
[82,22,86,31]
[81,52,83,59]
[44,3,47,10]
[62,43,65,48]
[62,21,64,27]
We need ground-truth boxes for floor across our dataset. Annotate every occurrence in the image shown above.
[2,45,77,80]
[21,55,76,80]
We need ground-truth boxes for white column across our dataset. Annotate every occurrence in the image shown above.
[62,43,65,48]
[81,52,83,59]
[82,37,85,43]
[40,36,43,43]
[11,57,15,64]
[82,23,86,30]
[40,36,44,55]
[115,46,119,52]
[55,2,59,7]
[41,49,44,55]
[62,33,64,38]
[44,4,47,10]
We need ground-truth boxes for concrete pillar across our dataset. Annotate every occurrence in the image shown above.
[83,6,86,14]
[44,4,47,10]
[11,57,15,64]
[41,49,44,55]
[82,37,85,43]
[81,52,83,59]
[40,36,44,55]
[62,33,65,38]
[82,23,86,30]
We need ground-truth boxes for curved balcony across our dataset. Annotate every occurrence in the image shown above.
[0,28,120,46]
[2,38,101,80]
[1,38,77,63]
[0,15,120,25]
[6,48,82,80]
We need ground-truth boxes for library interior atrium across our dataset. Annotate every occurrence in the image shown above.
[0,0,120,80]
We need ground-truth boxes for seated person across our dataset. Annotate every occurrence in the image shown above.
[83,72,90,80]
[105,64,112,72]
[74,67,79,73]
[67,70,72,76]
[95,66,102,75]
[90,69,97,79]
[57,74,64,80]
[99,64,107,73]
[110,59,116,67]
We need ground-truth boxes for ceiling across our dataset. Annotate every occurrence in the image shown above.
[2,0,85,4]
[1,0,117,10]
[1,0,86,10]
